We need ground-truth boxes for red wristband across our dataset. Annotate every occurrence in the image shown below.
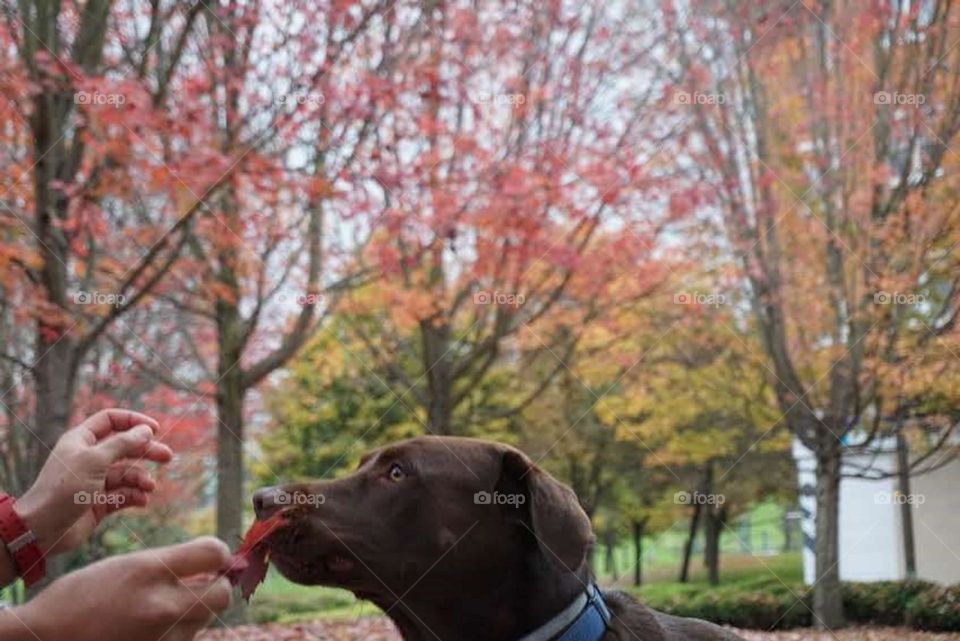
[0,494,45,587]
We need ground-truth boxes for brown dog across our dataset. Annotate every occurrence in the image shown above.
[253,436,743,641]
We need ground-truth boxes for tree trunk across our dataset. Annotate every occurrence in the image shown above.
[702,461,722,586]
[896,431,916,578]
[28,69,80,590]
[29,337,74,484]
[216,367,246,624]
[782,510,793,552]
[679,502,702,583]
[216,373,245,545]
[704,511,716,582]
[704,505,726,586]
[426,391,452,434]
[29,57,75,487]
[604,529,618,582]
[27,337,75,593]
[215,276,247,624]
[813,443,844,628]
[633,519,646,586]
[421,322,454,434]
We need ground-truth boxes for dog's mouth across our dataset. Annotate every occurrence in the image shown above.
[324,553,356,573]
[268,547,360,586]
[265,520,362,586]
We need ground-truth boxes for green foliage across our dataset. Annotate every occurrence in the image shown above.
[647,588,812,630]
[61,514,192,575]
[254,319,524,486]
[590,307,793,534]
[905,585,960,632]
[842,580,938,626]
[634,554,807,629]
[254,325,422,484]
[634,568,959,631]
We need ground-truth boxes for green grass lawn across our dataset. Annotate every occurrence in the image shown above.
[591,500,795,585]
[629,552,803,602]
[250,571,378,623]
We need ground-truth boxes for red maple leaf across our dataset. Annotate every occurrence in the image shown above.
[223,512,289,601]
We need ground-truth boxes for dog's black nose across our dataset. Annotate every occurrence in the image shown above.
[253,486,279,519]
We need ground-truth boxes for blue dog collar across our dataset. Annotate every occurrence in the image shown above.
[518,584,611,641]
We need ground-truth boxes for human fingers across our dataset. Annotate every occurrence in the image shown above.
[80,409,160,439]
[154,538,232,579]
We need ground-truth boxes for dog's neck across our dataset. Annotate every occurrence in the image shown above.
[379,553,593,641]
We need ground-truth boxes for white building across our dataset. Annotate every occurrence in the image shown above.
[793,438,960,585]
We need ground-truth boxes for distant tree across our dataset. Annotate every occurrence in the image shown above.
[605,294,788,585]
[667,0,960,624]
[255,324,420,484]
[0,0,217,500]
[341,0,682,435]
[109,0,398,622]
[256,314,529,483]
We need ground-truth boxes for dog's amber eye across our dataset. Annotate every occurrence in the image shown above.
[388,463,405,482]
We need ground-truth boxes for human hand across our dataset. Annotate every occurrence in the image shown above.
[11,537,232,641]
[16,409,173,555]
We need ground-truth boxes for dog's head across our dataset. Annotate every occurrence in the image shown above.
[253,436,594,603]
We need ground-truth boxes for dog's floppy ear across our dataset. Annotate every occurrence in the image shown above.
[498,448,594,573]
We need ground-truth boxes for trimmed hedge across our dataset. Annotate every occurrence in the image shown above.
[906,585,960,631]
[842,580,937,626]
[638,579,960,631]
[644,588,811,629]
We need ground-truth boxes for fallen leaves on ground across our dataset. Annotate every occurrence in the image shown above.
[198,618,960,641]
[197,617,399,641]
[738,629,960,641]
